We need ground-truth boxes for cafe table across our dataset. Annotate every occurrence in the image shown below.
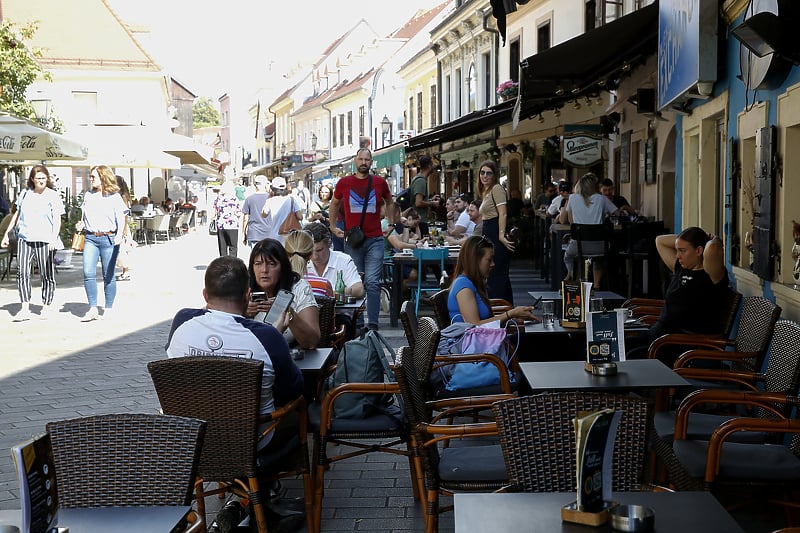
[454,491,745,532]
[0,506,192,533]
[389,247,459,327]
[528,290,627,317]
[335,296,365,326]
[520,359,689,394]
[293,346,334,402]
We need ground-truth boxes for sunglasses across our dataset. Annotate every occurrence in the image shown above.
[479,170,494,176]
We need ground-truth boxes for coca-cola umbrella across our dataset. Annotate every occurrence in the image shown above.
[0,112,88,162]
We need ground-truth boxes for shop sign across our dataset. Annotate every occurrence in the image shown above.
[562,133,602,167]
[397,130,415,140]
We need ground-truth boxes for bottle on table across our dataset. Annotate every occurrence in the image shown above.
[335,269,346,304]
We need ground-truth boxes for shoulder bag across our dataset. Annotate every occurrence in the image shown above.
[344,176,372,249]
[278,196,302,235]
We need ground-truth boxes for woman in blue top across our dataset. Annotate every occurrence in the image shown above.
[447,235,535,324]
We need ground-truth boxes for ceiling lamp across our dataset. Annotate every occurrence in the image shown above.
[555,86,565,96]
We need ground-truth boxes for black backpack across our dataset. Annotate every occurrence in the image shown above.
[396,176,425,211]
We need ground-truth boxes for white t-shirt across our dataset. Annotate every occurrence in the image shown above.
[547,195,567,217]
[262,194,301,243]
[453,210,475,236]
[81,190,129,234]
[17,188,65,243]
[565,193,617,224]
[307,249,361,289]
[253,278,317,345]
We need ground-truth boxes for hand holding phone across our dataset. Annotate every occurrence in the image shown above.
[264,289,294,326]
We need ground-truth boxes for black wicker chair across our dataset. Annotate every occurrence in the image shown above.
[147,356,313,533]
[492,392,650,493]
[46,413,206,532]
[315,295,345,349]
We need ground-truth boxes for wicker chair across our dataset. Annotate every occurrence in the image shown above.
[315,295,345,349]
[400,299,419,348]
[147,356,314,533]
[671,391,800,508]
[307,335,413,533]
[46,413,206,533]
[491,392,650,493]
[648,294,775,372]
[395,317,511,533]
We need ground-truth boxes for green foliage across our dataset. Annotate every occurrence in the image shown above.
[0,20,51,121]
[193,97,220,128]
[59,190,83,243]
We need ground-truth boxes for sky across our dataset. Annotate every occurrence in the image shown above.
[108,0,446,100]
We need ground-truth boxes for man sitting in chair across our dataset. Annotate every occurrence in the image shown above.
[165,255,303,453]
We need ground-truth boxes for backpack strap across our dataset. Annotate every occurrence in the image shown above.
[366,330,397,380]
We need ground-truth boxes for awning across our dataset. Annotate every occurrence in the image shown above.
[281,162,313,180]
[372,144,405,169]
[0,112,88,162]
[71,125,182,169]
[406,99,515,152]
[241,160,280,176]
[163,133,214,165]
[517,3,658,122]
[312,156,351,179]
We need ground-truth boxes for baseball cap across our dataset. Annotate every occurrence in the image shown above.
[271,176,287,190]
[254,176,267,185]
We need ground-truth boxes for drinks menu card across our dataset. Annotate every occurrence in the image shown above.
[11,433,59,533]
[585,309,627,363]
[573,409,621,512]
[562,281,592,326]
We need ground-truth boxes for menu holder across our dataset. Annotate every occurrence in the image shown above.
[560,408,622,526]
[11,433,59,533]
[562,281,592,328]
[585,309,627,370]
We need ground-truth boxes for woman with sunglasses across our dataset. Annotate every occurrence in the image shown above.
[476,160,514,303]
[448,235,535,325]
[1,165,64,321]
[245,237,321,349]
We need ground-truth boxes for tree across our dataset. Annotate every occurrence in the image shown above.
[0,20,52,124]
[193,96,220,128]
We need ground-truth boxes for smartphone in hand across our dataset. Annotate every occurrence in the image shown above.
[264,289,294,325]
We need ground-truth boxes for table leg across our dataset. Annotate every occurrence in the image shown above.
[391,265,401,327]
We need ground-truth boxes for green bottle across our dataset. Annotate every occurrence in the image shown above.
[335,270,345,304]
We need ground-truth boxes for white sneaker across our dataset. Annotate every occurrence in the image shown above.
[101,308,112,320]
[39,305,53,320]
[80,307,100,322]
[13,308,33,322]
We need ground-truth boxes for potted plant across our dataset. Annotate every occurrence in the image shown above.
[55,191,82,268]
[496,80,519,101]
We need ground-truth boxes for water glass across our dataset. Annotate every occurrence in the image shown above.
[589,298,604,313]
[542,300,555,327]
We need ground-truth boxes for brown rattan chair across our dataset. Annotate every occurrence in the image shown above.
[671,391,800,508]
[651,319,800,490]
[147,356,313,533]
[491,392,650,493]
[395,318,511,533]
[315,295,346,349]
[648,294,773,371]
[307,335,413,533]
[46,413,206,533]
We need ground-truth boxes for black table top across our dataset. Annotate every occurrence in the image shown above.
[454,492,744,533]
[292,347,333,373]
[528,290,627,302]
[520,359,689,393]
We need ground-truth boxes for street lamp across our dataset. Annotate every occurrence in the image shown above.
[311,132,317,152]
[380,115,392,147]
[280,143,286,157]
[31,99,52,127]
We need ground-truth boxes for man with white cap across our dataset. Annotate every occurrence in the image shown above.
[261,176,302,244]
[241,176,271,247]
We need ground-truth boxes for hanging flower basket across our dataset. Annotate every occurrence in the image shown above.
[496,80,519,101]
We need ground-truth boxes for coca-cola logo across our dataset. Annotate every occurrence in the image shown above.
[0,135,17,152]
[20,135,37,149]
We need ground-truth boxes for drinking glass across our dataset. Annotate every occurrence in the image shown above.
[589,298,604,313]
[542,300,555,327]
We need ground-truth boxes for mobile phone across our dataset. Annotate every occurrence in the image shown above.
[264,289,294,325]
[251,291,266,302]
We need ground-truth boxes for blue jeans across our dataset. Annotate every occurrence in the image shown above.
[345,236,383,328]
[82,234,120,308]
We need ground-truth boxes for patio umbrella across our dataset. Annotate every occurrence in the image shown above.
[0,113,88,162]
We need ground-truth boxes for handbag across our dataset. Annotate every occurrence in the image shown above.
[278,197,302,235]
[445,323,517,391]
[208,219,217,235]
[70,232,85,252]
[344,176,372,249]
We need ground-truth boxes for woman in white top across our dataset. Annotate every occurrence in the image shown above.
[245,237,321,349]
[77,165,128,321]
[559,173,618,283]
[0,165,64,321]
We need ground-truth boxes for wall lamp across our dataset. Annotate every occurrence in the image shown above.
[732,12,800,64]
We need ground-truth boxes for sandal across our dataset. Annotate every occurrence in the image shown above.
[115,271,131,281]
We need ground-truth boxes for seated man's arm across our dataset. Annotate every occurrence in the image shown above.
[261,326,304,406]
[342,256,365,298]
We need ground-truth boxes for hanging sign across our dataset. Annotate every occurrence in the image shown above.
[562,132,602,167]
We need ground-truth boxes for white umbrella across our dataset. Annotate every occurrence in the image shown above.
[0,113,88,162]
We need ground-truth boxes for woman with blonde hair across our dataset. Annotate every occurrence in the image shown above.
[285,229,333,297]
[77,165,128,321]
[0,165,64,320]
[476,160,514,303]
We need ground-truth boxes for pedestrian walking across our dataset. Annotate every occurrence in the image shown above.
[329,148,395,331]
[261,176,302,244]
[477,160,514,303]
[241,176,271,247]
[114,176,134,281]
[77,165,128,321]
[0,165,64,321]
[213,181,242,257]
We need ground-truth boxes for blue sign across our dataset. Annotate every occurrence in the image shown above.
[658,0,700,109]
